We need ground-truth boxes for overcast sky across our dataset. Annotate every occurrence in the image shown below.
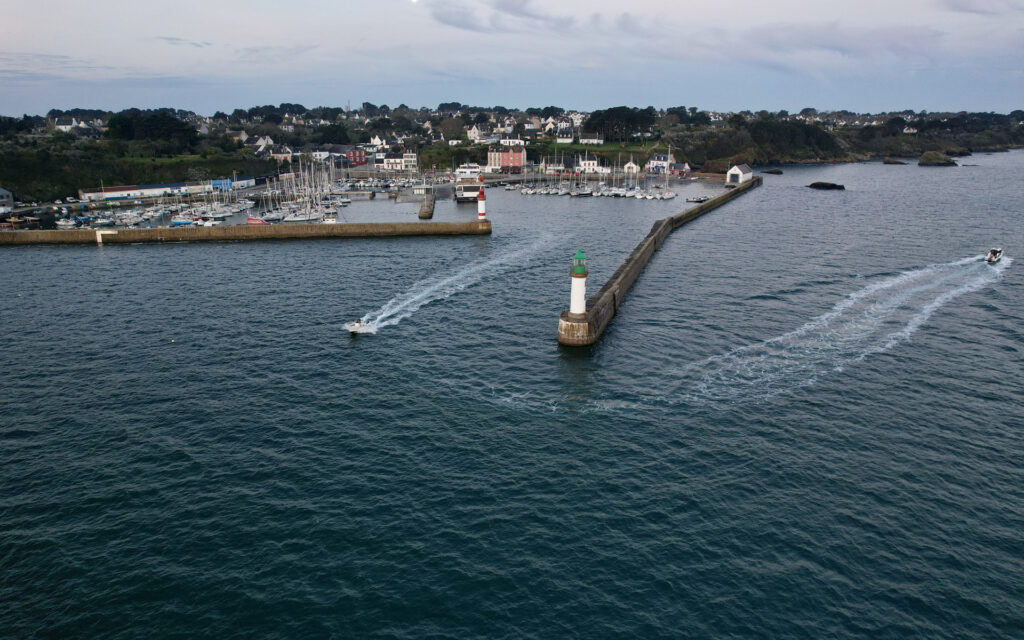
[2,0,1022,116]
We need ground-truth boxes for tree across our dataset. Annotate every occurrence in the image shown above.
[439,117,465,140]
[314,123,350,145]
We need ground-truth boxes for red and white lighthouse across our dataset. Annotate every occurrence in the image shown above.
[477,187,486,220]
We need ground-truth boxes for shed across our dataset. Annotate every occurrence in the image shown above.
[726,164,753,185]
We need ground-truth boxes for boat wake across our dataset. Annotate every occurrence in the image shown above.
[663,254,1011,404]
[350,239,550,334]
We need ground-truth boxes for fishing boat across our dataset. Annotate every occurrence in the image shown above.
[985,248,1003,264]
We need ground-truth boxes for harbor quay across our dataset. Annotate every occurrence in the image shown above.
[0,220,492,246]
[557,177,762,346]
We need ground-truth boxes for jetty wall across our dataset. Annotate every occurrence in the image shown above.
[0,220,491,246]
[558,178,762,346]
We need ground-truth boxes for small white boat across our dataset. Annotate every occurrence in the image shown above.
[985,248,1003,264]
[344,320,374,334]
[686,195,711,203]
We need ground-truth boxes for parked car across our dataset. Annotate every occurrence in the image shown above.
[66,197,78,203]
[54,199,63,204]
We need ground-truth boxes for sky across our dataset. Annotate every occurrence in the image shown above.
[1,0,1023,116]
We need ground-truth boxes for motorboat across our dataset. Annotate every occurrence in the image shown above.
[344,319,373,334]
[985,248,1003,264]
[686,195,711,203]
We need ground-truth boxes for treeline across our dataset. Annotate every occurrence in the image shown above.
[584,106,658,141]
[0,144,276,201]
[0,115,45,136]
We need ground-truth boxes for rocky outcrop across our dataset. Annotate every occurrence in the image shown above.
[807,182,845,190]
[883,157,907,165]
[918,151,957,166]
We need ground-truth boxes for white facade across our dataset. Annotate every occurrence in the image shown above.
[570,274,586,315]
[726,164,753,184]
[499,138,525,146]
[623,160,640,174]
[402,153,418,171]
[556,134,574,144]
[383,158,404,171]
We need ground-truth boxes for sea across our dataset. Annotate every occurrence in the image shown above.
[2,153,1022,638]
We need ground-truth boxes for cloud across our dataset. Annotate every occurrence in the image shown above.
[157,36,212,48]
[235,45,318,64]
[938,0,1024,14]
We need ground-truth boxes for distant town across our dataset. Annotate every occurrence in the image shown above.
[1,102,1022,209]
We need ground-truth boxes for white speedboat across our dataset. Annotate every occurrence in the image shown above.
[344,319,374,334]
[985,248,1003,264]
[686,195,711,203]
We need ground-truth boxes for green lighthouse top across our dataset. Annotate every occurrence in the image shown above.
[572,249,587,275]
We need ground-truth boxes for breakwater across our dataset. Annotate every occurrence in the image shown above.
[0,220,491,246]
[557,177,762,346]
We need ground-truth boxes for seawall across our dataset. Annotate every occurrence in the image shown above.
[0,220,492,246]
[558,177,762,346]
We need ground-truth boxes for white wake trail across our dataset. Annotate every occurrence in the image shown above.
[666,255,1011,404]
[353,239,550,334]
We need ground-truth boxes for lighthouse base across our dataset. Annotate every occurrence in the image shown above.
[557,310,596,346]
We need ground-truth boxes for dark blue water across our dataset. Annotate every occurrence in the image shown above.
[3,155,1023,638]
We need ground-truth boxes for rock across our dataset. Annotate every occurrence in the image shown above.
[918,151,957,166]
[807,182,845,190]
[883,157,907,165]
[762,168,783,175]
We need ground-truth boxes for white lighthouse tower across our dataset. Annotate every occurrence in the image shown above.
[477,187,486,220]
[569,249,587,318]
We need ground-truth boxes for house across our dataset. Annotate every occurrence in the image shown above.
[577,154,600,174]
[644,153,675,173]
[370,134,388,149]
[669,162,691,175]
[579,132,604,145]
[54,117,77,133]
[623,160,640,174]
[229,130,250,144]
[487,145,527,174]
[267,145,294,163]
[542,156,575,175]
[402,152,418,171]
[467,124,489,143]
[0,187,13,214]
[448,139,462,146]
[556,132,574,144]
[903,126,918,135]
[726,164,753,185]
[383,154,404,171]
[499,137,525,147]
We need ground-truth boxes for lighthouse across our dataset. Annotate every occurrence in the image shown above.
[569,249,587,318]
[477,187,486,220]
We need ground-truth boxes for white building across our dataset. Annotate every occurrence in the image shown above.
[556,133,574,144]
[53,117,77,133]
[726,164,753,185]
[623,160,640,174]
[499,137,525,146]
[645,153,675,173]
[402,152,418,171]
[579,133,604,145]
[0,186,13,213]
